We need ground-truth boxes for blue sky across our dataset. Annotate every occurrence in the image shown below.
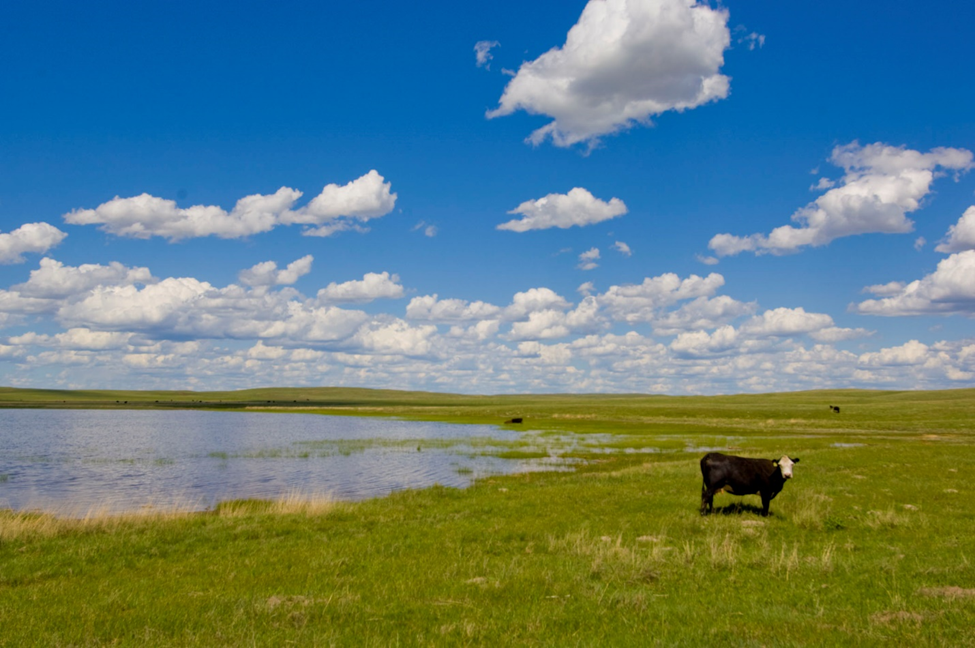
[2,0,974,394]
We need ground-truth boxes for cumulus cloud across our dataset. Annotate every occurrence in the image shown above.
[474,40,499,68]
[508,296,605,341]
[709,142,974,257]
[350,319,438,357]
[406,295,503,322]
[670,325,738,358]
[0,223,67,264]
[597,272,725,323]
[13,258,155,298]
[738,307,835,337]
[853,250,975,316]
[859,340,930,367]
[498,188,627,232]
[284,170,397,237]
[316,272,404,304]
[65,188,301,241]
[504,287,572,319]
[10,328,133,350]
[64,171,396,241]
[238,255,313,287]
[578,248,600,270]
[487,0,731,147]
[652,295,756,335]
[936,206,975,253]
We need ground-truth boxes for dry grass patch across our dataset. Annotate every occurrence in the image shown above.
[918,586,975,599]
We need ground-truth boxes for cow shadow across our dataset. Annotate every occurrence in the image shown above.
[710,503,773,517]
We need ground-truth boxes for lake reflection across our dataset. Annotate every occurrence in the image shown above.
[0,409,554,513]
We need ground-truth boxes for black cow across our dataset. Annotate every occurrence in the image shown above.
[829,405,841,413]
[700,452,799,516]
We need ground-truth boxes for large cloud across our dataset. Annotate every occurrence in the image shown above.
[936,206,975,253]
[709,143,974,257]
[0,223,67,264]
[597,272,725,323]
[487,0,731,147]
[316,272,405,304]
[65,188,301,241]
[854,250,975,316]
[283,170,397,237]
[63,171,396,241]
[13,257,155,298]
[498,188,627,232]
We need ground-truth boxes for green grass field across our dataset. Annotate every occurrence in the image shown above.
[2,387,974,645]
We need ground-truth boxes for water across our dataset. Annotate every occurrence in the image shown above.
[0,409,559,513]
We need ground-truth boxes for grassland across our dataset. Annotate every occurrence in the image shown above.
[1,387,974,645]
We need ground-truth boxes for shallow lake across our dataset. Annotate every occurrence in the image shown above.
[0,409,561,514]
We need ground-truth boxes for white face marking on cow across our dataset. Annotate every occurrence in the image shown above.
[778,456,795,479]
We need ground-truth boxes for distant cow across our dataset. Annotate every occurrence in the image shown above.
[829,405,841,413]
[700,452,799,517]
[504,417,523,424]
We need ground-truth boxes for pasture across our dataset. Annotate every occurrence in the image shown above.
[1,388,974,645]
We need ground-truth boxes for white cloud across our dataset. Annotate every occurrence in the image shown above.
[316,272,404,304]
[10,328,133,350]
[509,296,606,341]
[739,307,834,337]
[64,171,397,241]
[284,170,397,237]
[13,257,155,298]
[612,241,632,256]
[709,142,974,256]
[670,325,738,358]
[498,188,627,232]
[859,340,930,367]
[809,326,873,343]
[853,250,975,316]
[412,221,438,237]
[597,272,725,323]
[936,206,975,253]
[914,236,927,251]
[578,247,600,270]
[351,319,438,357]
[862,281,907,297]
[738,31,765,50]
[474,40,499,69]
[578,281,596,296]
[406,295,502,322]
[65,188,301,241]
[652,295,756,335]
[246,341,289,360]
[504,287,572,319]
[487,0,731,147]
[0,223,67,264]
[238,255,313,287]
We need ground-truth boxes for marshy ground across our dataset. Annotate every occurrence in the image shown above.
[1,387,974,645]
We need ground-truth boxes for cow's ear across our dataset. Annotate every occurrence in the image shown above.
[772,459,778,467]
[792,457,800,463]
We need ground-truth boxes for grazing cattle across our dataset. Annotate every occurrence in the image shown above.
[829,405,841,413]
[504,417,523,424]
[700,452,799,516]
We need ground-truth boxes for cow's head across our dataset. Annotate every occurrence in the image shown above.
[775,456,799,479]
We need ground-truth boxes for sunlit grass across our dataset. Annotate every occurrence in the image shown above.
[1,387,974,644]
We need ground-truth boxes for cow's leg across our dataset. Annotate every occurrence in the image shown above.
[701,484,714,515]
[760,492,771,517]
